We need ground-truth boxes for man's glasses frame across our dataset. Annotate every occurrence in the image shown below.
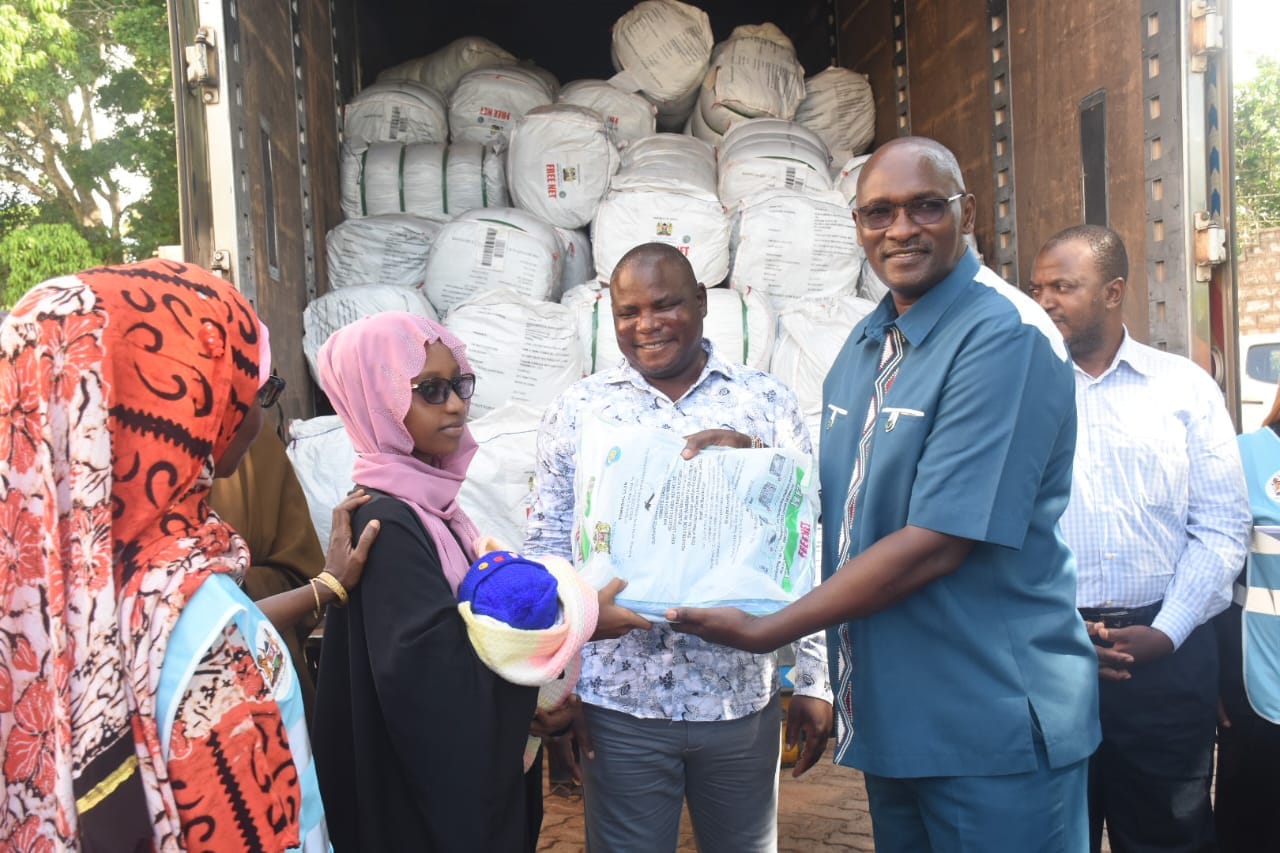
[854,193,966,231]
[410,374,477,405]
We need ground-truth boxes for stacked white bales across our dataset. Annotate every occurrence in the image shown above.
[555,227,594,294]
[592,134,730,287]
[794,67,875,166]
[729,189,863,306]
[422,207,565,315]
[286,415,357,546]
[325,214,444,291]
[449,65,555,146]
[340,140,507,219]
[342,81,449,153]
[444,289,582,418]
[717,119,833,210]
[769,295,878,423]
[377,36,516,97]
[609,0,713,131]
[836,154,873,207]
[506,104,621,229]
[562,280,774,374]
[302,285,438,383]
[557,79,657,148]
[688,24,806,146]
[457,403,545,548]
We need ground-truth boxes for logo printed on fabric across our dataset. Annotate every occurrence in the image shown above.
[798,521,811,558]
[254,622,291,698]
[1268,470,1280,503]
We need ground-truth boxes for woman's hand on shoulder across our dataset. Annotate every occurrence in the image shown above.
[321,489,381,595]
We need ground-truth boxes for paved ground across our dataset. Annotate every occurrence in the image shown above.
[537,755,876,852]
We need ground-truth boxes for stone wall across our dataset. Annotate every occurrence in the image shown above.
[1238,227,1280,336]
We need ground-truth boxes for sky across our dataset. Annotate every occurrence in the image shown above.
[1233,0,1280,84]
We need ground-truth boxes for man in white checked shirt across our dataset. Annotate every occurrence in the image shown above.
[1029,224,1251,853]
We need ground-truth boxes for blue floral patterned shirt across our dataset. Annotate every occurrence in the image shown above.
[524,340,832,721]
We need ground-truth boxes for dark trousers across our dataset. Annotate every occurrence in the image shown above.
[1088,621,1218,853]
[1213,602,1280,853]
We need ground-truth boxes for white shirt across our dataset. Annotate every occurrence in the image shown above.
[1061,331,1251,647]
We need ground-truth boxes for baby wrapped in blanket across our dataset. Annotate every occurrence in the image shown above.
[457,539,599,770]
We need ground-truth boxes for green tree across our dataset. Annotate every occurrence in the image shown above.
[0,223,98,308]
[0,0,178,263]
[1235,55,1280,244]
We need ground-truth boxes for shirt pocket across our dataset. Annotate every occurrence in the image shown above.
[1098,417,1188,513]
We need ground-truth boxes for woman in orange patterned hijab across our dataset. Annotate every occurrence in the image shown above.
[0,260,364,850]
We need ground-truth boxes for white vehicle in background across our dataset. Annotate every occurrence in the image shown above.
[1240,333,1280,433]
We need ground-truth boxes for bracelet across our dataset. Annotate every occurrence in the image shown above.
[750,434,765,449]
[308,578,323,619]
[314,570,349,606]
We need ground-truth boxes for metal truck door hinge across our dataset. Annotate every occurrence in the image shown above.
[1193,211,1226,282]
[210,249,232,275]
[184,26,220,104]
[1189,1,1223,73]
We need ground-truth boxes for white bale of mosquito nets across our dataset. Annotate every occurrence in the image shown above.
[376,36,516,97]
[339,140,507,219]
[449,65,555,146]
[695,24,806,137]
[285,415,357,547]
[555,226,595,291]
[325,214,444,291]
[302,284,438,382]
[342,81,449,155]
[506,104,621,229]
[443,288,583,418]
[558,79,657,148]
[718,121,834,209]
[835,153,873,207]
[457,403,545,547]
[609,1,713,115]
[794,67,875,166]
[769,294,878,418]
[729,189,862,306]
[422,207,565,315]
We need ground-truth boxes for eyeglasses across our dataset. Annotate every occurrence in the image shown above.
[257,371,286,408]
[410,374,476,405]
[855,193,966,230]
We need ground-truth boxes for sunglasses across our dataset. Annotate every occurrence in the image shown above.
[410,373,476,405]
[257,371,286,408]
[855,193,965,230]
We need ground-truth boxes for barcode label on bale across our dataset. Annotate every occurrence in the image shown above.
[479,227,507,271]
[388,107,404,139]
[784,166,803,190]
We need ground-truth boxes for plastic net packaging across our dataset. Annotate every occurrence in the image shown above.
[571,418,818,619]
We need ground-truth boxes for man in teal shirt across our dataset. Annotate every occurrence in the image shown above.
[669,137,1099,851]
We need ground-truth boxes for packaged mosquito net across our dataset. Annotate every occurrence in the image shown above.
[571,417,818,619]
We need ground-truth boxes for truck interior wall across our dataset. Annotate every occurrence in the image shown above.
[833,0,996,271]
[1007,0,1150,341]
[239,1,320,415]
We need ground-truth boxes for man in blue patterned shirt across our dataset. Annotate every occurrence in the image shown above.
[523,242,833,853]
[1028,224,1250,853]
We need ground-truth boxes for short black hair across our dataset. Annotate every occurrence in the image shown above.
[610,242,699,293]
[1041,224,1129,283]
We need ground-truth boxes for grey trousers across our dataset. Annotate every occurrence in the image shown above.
[580,694,781,853]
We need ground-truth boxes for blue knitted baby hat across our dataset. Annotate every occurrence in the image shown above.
[457,550,560,630]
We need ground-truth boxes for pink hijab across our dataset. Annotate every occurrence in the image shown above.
[317,312,480,593]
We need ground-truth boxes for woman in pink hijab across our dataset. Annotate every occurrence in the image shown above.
[311,312,543,851]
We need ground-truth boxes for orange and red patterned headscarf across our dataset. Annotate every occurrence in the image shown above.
[0,260,266,849]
